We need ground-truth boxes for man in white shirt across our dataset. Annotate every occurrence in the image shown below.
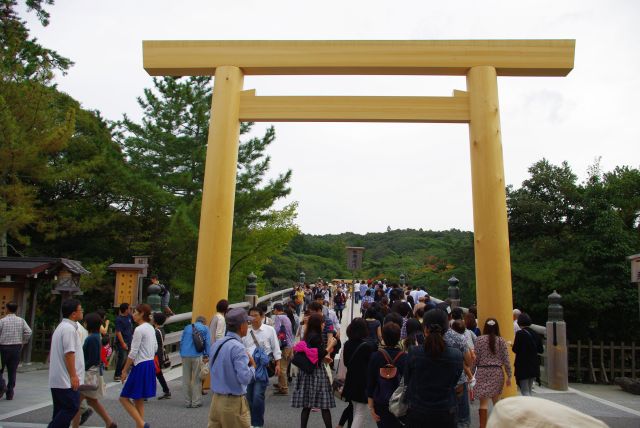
[0,301,32,400]
[48,298,85,428]
[242,307,281,428]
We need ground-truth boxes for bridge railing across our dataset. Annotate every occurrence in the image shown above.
[162,288,293,368]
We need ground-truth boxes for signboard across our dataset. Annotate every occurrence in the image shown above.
[346,247,365,271]
[114,271,138,307]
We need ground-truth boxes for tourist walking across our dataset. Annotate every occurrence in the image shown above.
[334,287,347,322]
[404,309,463,428]
[73,312,116,428]
[152,313,171,400]
[118,304,157,428]
[291,313,337,428]
[209,299,228,344]
[343,318,376,428]
[473,318,512,428]
[0,301,32,400]
[243,306,281,428]
[113,303,133,382]
[364,307,382,346]
[442,307,473,428]
[47,298,84,428]
[367,323,407,428]
[207,308,256,428]
[512,312,543,396]
[361,289,375,315]
[180,315,211,408]
[273,303,293,395]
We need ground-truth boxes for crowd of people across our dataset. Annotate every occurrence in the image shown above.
[15,277,563,428]
[204,279,547,428]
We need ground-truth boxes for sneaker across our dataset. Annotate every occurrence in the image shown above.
[5,390,13,401]
[158,392,171,400]
[113,376,121,382]
[79,408,93,425]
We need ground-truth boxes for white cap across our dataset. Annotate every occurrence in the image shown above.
[487,397,608,428]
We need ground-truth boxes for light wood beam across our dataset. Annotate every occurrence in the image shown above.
[238,91,470,123]
[143,39,575,77]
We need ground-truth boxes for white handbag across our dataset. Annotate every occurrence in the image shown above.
[388,376,408,418]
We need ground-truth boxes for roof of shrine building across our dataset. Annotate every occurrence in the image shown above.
[0,257,90,277]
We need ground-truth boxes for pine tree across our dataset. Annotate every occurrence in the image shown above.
[117,76,297,304]
[0,0,75,246]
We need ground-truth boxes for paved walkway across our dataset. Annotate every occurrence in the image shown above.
[1,300,639,427]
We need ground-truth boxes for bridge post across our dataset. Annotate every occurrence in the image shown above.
[466,65,516,397]
[245,272,258,308]
[192,66,244,322]
[447,275,461,308]
[546,290,569,390]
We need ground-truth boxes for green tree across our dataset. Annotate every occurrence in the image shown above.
[507,159,640,341]
[117,76,297,304]
[0,0,75,249]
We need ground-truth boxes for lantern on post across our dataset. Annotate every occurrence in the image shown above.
[448,275,460,308]
[628,254,640,320]
[546,290,568,390]
[299,271,306,285]
[245,272,258,307]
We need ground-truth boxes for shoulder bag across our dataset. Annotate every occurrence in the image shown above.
[388,375,408,418]
[332,341,369,401]
[250,330,277,377]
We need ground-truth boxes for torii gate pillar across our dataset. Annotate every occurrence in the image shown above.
[467,65,516,395]
[192,66,244,320]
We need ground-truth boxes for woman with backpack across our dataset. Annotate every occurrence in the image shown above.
[333,288,347,322]
[404,309,463,428]
[367,323,407,428]
[342,318,376,428]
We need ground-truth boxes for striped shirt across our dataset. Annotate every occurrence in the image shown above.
[0,314,32,345]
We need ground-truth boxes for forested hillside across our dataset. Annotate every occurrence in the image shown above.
[265,229,475,307]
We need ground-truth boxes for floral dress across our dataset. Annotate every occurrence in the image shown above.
[474,335,512,399]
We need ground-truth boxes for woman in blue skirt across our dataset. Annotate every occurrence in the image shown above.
[119,304,157,428]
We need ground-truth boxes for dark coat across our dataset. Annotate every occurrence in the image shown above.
[512,327,544,382]
[342,339,375,403]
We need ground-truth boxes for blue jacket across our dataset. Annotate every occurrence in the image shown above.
[180,322,211,358]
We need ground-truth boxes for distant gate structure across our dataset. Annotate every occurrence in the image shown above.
[143,39,575,395]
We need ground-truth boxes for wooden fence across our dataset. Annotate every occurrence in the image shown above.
[568,340,639,384]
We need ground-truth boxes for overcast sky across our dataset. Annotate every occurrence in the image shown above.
[23,0,640,235]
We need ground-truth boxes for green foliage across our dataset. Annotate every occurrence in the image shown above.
[117,76,297,303]
[508,159,640,341]
[267,228,476,306]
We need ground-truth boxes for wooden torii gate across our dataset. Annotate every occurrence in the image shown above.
[143,40,575,396]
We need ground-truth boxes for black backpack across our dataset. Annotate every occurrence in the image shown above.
[191,324,205,353]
